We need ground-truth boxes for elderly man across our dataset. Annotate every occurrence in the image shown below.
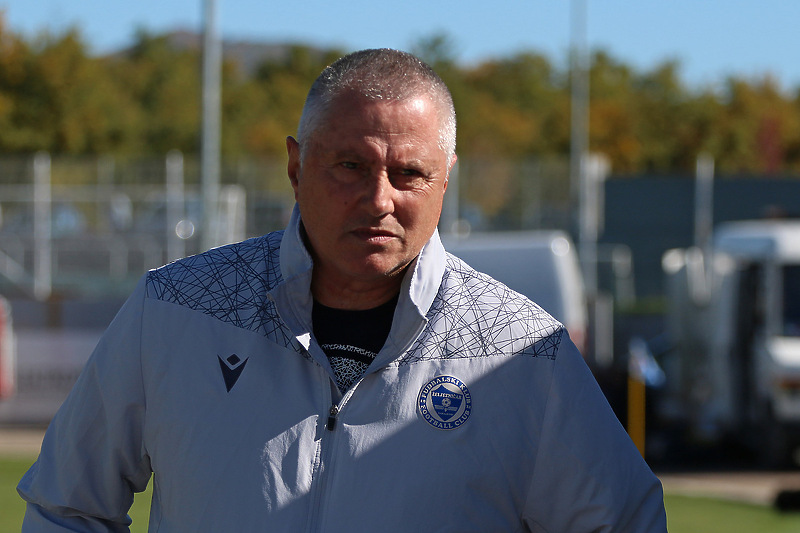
[19,49,667,532]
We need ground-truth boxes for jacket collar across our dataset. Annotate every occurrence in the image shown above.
[272,204,446,362]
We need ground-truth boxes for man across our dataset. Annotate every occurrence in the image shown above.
[19,49,667,531]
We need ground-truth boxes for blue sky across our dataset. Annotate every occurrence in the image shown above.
[2,0,799,92]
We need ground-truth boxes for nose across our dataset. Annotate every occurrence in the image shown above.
[362,171,394,217]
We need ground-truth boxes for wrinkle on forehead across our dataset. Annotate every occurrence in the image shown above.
[308,94,445,150]
[315,96,435,143]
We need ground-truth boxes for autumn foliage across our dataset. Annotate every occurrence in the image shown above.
[1,18,799,176]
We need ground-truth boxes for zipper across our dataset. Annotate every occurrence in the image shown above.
[307,381,341,532]
[326,404,339,431]
[306,318,427,531]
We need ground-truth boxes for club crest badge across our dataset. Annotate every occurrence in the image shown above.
[418,375,472,430]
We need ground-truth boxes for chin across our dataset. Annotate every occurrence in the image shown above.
[352,257,411,280]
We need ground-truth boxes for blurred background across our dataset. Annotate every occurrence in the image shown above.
[1,0,800,528]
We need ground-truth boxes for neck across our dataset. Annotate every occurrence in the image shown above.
[311,269,405,310]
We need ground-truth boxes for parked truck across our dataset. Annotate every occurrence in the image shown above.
[660,219,800,466]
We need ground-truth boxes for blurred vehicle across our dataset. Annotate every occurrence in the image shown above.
[661,219,800,466]
[442,230,588,356]
[0,202,87,238]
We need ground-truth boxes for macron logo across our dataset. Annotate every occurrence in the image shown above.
[218,353,248,392]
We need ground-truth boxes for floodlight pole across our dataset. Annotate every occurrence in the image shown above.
[570,0,589,262]
[571,0,615,371]
[570,0,596,297]
[201,0,222,251]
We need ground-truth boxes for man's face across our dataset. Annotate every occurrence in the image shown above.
[287,92,454,298]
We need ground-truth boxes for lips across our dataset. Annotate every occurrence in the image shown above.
[351,227,399,244]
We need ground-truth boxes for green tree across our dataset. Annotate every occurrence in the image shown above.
[237,45,343,157]
[713,76,798,174]
[0,14,39,152]
[35,29,138,154]
[111,30,202,154]
[632,60,713,173]
[585,50,640,172]
[458,52,568,157]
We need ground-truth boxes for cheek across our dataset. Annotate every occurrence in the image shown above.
[400,195,443,231]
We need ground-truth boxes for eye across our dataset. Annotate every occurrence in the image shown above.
[340,161,358,170]
[392,168,429,189]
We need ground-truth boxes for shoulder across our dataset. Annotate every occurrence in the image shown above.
[441,252,558,322]
[402,253,564,364]
[145,231,284,307]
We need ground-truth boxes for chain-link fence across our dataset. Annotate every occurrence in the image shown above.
[0,153,574,299]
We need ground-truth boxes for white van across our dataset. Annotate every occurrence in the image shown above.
[443,230,588,355]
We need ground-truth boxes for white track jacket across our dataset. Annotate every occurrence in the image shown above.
[19,207,667,532]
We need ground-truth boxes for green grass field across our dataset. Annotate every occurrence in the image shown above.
[3,456,800,532]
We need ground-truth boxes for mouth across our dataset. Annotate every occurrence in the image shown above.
[350,227,399,245]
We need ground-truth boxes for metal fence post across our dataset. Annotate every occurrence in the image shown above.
[33,152,52,301]
[166,150,186,262]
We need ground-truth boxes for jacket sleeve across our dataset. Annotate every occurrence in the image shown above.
[523,333,667,532]
[17,277,153,532]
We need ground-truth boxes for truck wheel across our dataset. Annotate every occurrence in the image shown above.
[757,410,790,470]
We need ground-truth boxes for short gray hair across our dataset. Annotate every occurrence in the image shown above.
[296,48,457,160]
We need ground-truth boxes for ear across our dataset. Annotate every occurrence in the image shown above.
[286,136,301,198]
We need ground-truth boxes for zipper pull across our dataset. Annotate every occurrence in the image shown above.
[326,404,339,431]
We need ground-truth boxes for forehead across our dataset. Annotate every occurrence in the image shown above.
[311,93,444,152]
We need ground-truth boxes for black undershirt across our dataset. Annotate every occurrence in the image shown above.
[313,295,398,392]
